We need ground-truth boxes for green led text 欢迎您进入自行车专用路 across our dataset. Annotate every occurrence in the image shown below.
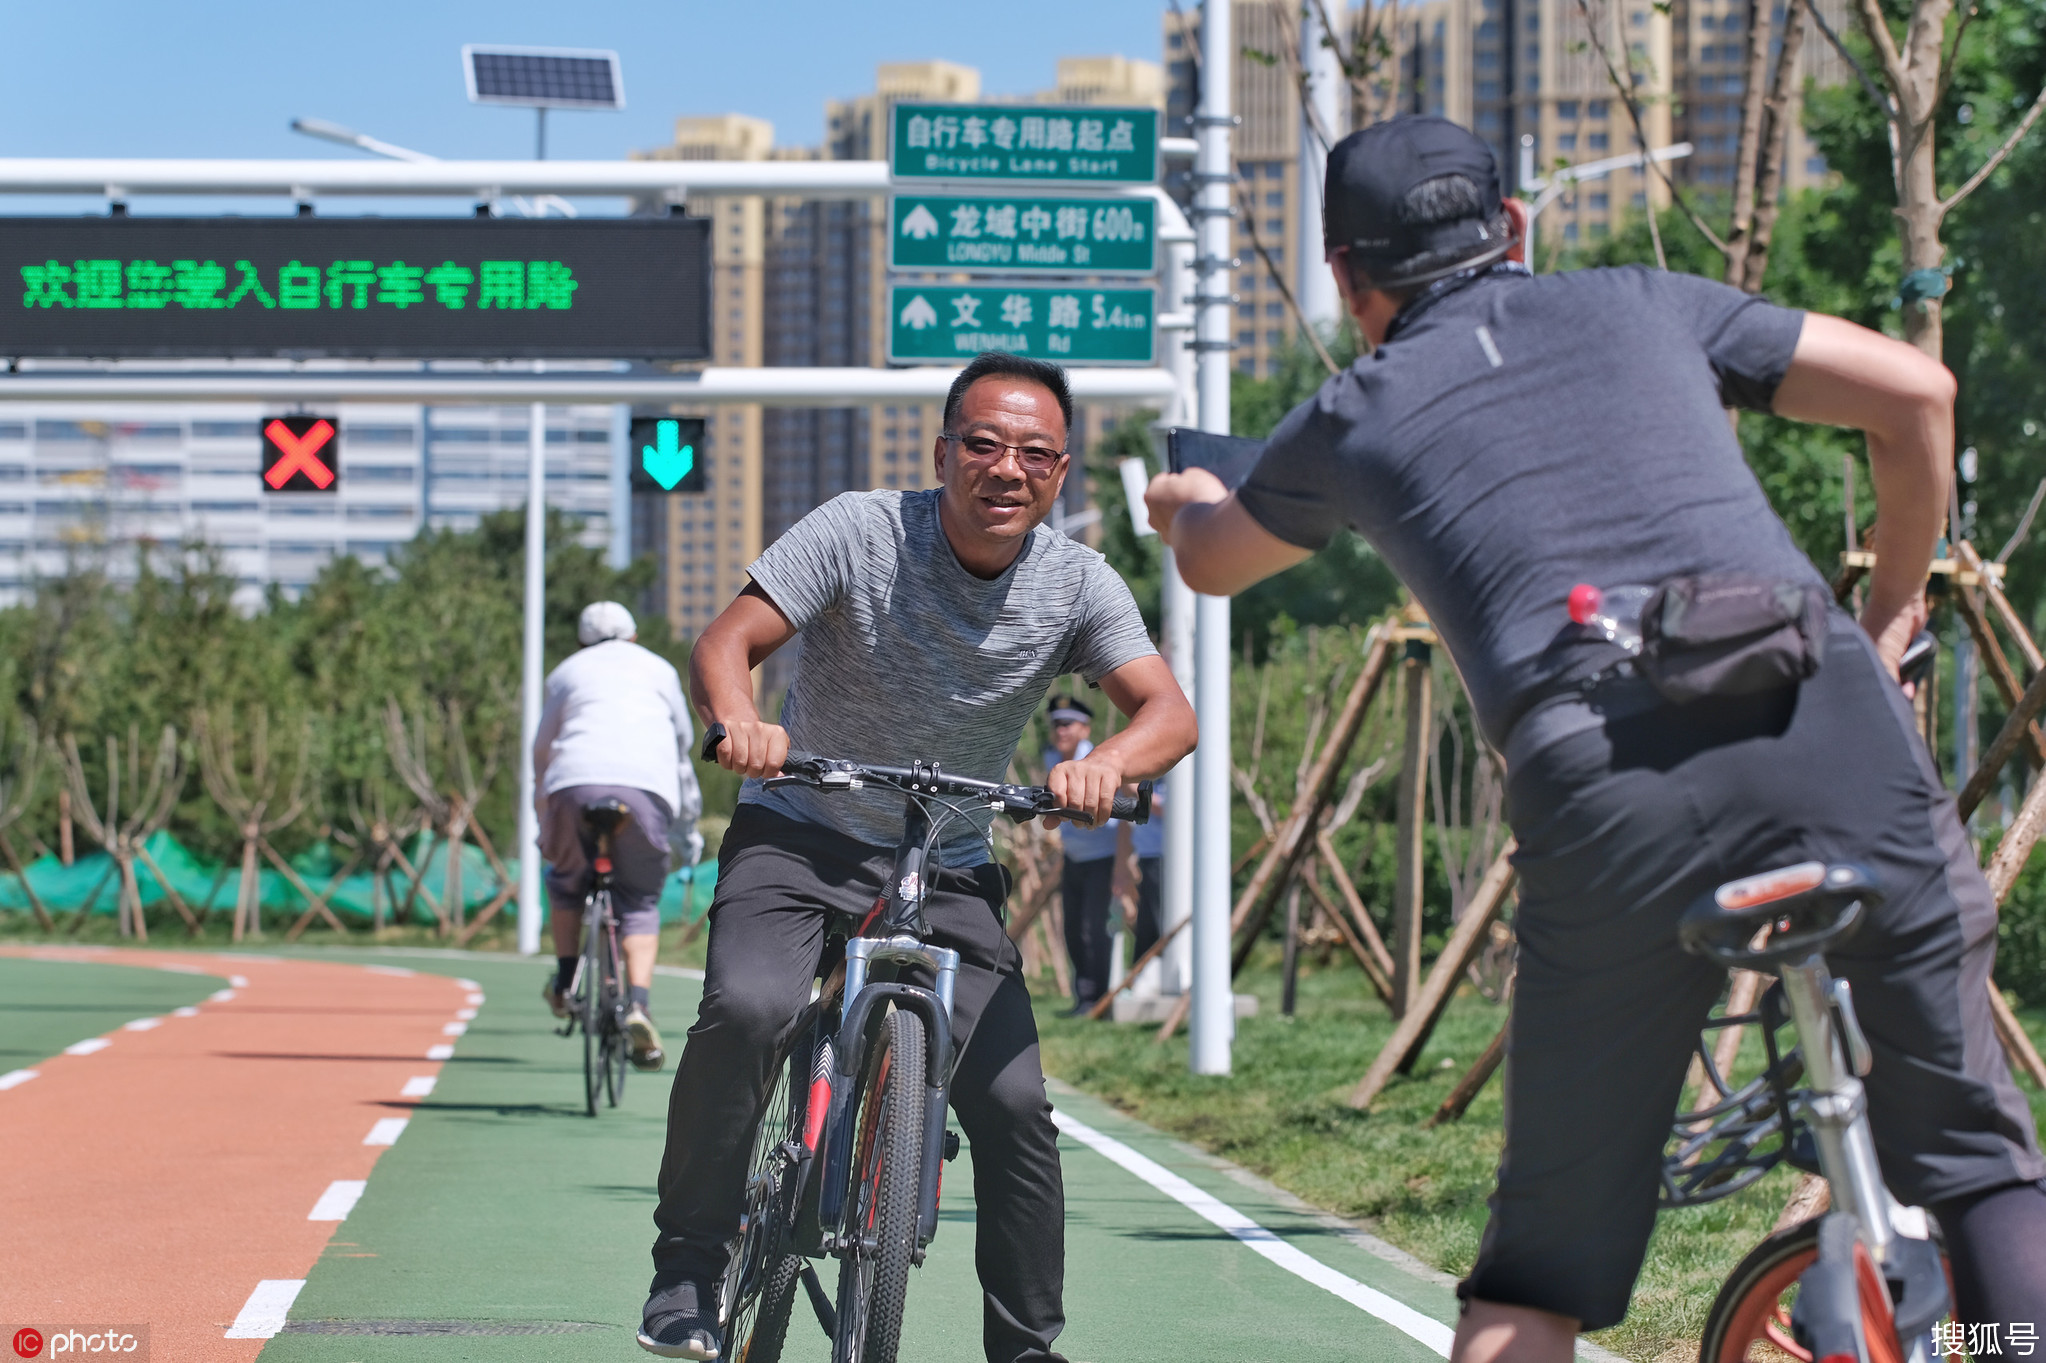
[17,259,580,310]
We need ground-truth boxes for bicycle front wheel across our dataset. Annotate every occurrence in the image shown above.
[832,1008,926,1363]
[1697,1218,1949,1363]
[602,912,629,1108]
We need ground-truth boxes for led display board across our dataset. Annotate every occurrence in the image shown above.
[1,216,710,360]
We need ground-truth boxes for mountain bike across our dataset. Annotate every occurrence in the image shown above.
[1660,860,1954,1362]
[554,799,632,1118]
[700,723,1149,1363]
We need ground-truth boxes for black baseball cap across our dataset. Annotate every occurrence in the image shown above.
[1323,116,1510,282]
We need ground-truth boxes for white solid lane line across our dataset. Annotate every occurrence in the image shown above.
[224,1279,306,1339]
[401,1076,437,1098]
[1051,1109,1456,1358]
[123,1017,162,1031]
[425,1043,454,1060]
[363,1117,409,1146]
[0,1069,39,1090]
[308,1180,369,1222]
[64,1038,112,1056]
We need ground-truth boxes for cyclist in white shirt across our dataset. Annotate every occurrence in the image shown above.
[533,601,703,1070]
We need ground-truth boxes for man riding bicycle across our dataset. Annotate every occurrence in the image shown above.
[534,601,703,1072]
[1148,116,2044,1357]
[638,352,1198,1360]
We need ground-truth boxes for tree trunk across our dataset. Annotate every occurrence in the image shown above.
[235,836,261,941]
[1856,0,1956,358]
[1722,0,1779,283]
[1739,0,1810,292]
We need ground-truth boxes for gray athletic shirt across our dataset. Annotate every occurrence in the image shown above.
[1237,265,1814,750]
[742,488,1156,863]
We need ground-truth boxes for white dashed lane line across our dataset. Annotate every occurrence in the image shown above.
[229,975,249,988]
[455,1008,477,1020]
[172,1006,198,1018]
[363,1117,409,1147]
[123,1017,162,1031]
[400,1075,436,1098]
[64,1038,112,1056]
[307,1180,368,1222]
[465,993,485,1005]
[0,1069,39,1090]
[210,989,235,1002]
[441,1021,467,1036]
[224,1279,305,1339]
[364,965,415,978]
[425,1043,454,1061]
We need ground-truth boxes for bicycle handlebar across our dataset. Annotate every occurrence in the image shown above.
[700,723,1151,825]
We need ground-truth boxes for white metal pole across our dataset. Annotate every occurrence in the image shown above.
[1191,0,1236,1076]
[516,393,546,956]
[1158,184,1199,1000]
[1298,5,1344,333]
[608,403,631,571]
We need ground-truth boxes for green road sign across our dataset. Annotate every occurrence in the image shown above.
[887,285,1154,366]
[627,416,706,493]
[889,195,1155,275]
[890,104,1158,186]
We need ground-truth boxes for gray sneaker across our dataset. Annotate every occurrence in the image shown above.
[638,1278,718,1359]
[626,1004,666,1071]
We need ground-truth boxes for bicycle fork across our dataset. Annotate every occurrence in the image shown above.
[1775,955,1948,1361]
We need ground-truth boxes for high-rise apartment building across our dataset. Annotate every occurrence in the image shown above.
[1167,0,1847,351]
[628,115,770,635]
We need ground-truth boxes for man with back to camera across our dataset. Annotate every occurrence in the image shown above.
[533,601,703,1071]
[1146,116,2044,1356]
[1044,693,1120,1014]
[637,351,1197,1360]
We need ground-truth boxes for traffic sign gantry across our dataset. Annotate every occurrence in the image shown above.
[890,105,1159,186]
[2,216,710,359]
[888,285,1154,366]
[627,416,706,494]
[889,194,1154,275]
[262,416,339,492]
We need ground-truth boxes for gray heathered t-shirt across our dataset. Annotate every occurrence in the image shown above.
[742,488,1156,864]
[1236,265,1813,749]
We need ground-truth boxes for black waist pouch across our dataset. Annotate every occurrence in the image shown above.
[1638,574,1830,704]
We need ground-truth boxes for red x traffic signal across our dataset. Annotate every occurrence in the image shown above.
[262,416,340,492]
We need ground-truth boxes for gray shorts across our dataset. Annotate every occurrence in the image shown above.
[1465,621,2044,1329]
[540,784,672,936]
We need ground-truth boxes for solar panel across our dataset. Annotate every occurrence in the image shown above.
[462,46,624,110]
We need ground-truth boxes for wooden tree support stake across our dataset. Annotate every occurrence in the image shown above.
[1348,842,1518,1110]
[1426,1020,1508,1128]
[1226,626,1397,976]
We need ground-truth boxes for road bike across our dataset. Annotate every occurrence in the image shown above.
[700,723,1149,1363]
[555,799,633,1118]
[1660,860,1954,1362]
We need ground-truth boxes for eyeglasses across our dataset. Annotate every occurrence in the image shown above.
[942,432,1067,476]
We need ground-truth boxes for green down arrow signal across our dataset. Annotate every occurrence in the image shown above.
[641,420,695,491]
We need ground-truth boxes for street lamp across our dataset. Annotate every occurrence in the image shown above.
[1517,134,1695,266]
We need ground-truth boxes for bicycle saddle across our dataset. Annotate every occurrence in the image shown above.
[579,799,631,837]
[1679,861,1880,969]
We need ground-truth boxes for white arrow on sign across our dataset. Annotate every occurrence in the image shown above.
[899,295,939,331]
[900,204,941,240]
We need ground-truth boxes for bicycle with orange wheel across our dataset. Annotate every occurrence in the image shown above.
[1662,858,1955,1362]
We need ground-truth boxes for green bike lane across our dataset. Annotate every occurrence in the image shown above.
[240,947,1469,1362]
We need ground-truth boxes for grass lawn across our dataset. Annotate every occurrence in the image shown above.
[1032,947,2046,1363]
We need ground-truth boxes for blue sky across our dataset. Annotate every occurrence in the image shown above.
[1,1,1165,170]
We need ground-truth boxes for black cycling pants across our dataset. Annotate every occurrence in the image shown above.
[1465,622,2045,1330]
[651,805,1069,1363]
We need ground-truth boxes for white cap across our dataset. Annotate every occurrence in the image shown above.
[577,601,636,646]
